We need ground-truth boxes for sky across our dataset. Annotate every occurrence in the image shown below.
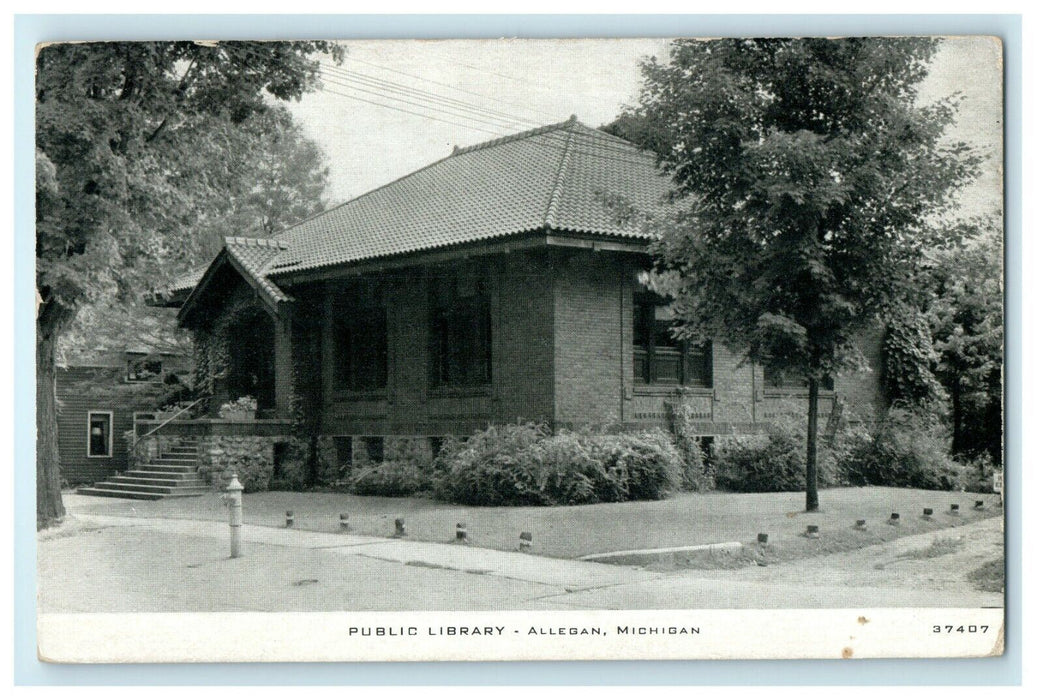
[284,36,1004,218]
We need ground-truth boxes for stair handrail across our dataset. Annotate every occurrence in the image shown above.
[131,395,210,462]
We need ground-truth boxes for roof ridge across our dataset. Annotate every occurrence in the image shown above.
[543,120,577,229]
[451,116,577,157]
[269,118,579,243]
[224,236,288,250]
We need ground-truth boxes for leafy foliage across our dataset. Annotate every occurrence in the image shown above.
[433,424,683,506]
[35,41,341,528]
[925,215,1003,460]
[839,408,959,490]
[881,305,947,408]
[348,462,433,497]
[36,41,340,311]
[714,424,809,493]
[614,38,981,509]
[665,402,715,491]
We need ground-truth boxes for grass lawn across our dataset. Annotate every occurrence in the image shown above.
[67,486,1002,561]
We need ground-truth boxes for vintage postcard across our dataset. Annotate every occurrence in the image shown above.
[34,35,1005,663]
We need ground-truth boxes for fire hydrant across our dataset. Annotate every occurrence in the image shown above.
[223,473,244,559]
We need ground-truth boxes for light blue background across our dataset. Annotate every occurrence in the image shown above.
[14,13,1022,686]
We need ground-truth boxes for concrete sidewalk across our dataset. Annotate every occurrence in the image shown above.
[74,513,659,590]
[39,512,1003,612]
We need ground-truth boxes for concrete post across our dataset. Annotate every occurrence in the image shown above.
[224,473,244,559]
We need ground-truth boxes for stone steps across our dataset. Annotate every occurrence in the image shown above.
[78,438,208,501]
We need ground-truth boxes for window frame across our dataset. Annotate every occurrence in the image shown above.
[428,274,493,390]
[763,367,835,395]
[86,410,114,459]
[331,283,389,394]
[632,294,713,390]
[126,354,163,383]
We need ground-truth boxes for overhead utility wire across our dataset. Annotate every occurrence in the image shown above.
[331,54,562,123]
[319,62,546,129]
[231,46,661,167]
[230,45,654,164]
[317,70,654,167]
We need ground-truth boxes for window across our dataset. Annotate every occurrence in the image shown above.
[429,275,492,388]
[633,295,712,387]
[362,436,384,463]
[87,411,113,458]
[272,442,291,480]
[765,367,834,392]
[333,283,388,391]
[126,355,162,382]
[334,437,354,467]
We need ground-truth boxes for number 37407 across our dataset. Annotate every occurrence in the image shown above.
[932,625,989,633]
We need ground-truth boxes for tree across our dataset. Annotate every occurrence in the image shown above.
[618,38,980,511]
[36,41,342,529]
[58,103,331,364]
[927,213,1003,462]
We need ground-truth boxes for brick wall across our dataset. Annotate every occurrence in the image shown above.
[319,250,556,439]
[553,249,626,427]
[550,250,887,435]
[304,246,887,444]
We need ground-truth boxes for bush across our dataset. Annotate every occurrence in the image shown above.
[433,424,548,505]
[713,413,854,493]
[839,408,960,490]
[665,402,715,492]
[714,422,807,492]
[218,395,257,419]
[954,454,1001,494]
[433,424,683,506]
[598,430,684,500]
[348,461,432,497]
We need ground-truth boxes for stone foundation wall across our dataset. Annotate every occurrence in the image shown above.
[197,434,296,493]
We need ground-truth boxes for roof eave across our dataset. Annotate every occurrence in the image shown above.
[269,229,651,286]
[176,248,293,328]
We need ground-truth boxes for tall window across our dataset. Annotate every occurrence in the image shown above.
[333,282,388,391]
[633,295,712,387]
[429,275,492,388]
[87,411,112,458]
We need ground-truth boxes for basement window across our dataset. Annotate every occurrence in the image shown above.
[363,437,384,463]
[633,295,712,388]
[87,411,113,458]
[334,436,354,467]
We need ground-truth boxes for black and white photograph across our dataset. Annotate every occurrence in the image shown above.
[33,34,1006,662]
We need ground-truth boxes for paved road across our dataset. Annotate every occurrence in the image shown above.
[37,508,1004,612]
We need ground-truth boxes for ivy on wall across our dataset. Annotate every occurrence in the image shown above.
[881,306,947,409]
[190,290,265,414]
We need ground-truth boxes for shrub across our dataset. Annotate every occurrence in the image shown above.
[433,424,683,506]
[714,422,807,492]
[665,402,715,492]
[348,461,432,497]
[433,424,549,506]
[713,412,855,493]
[839,408,960,490]
[954,454,1001,494]
[618,429,684,499]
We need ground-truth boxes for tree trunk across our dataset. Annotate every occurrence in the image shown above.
[37,300,72,529]
[805,377,820,512]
